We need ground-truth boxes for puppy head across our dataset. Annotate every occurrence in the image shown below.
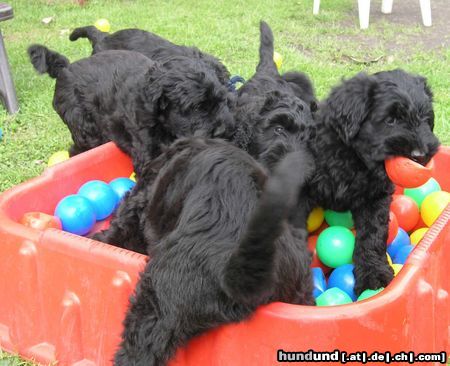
[322,70,440,169]
[145,57,236,139]
[239,90,315,170]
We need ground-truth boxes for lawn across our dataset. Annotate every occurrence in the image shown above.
[0,0,448,363]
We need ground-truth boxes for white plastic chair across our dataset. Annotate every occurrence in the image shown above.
[313,0,432,29]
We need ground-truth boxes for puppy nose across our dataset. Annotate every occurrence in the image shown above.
[411,149,428,165]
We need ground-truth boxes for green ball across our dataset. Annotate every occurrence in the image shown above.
[316,287,353,306]
[404,178,441,209]
[324,210,354,228]
[316,226,355,268]
[357,287,384,301]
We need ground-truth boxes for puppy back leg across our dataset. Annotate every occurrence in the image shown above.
[114,267,193,366]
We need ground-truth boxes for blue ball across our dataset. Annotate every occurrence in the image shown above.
[312,267,327,299]
[387,228,410,259]
[78,180,118,220]
[327,264,356,301]
[109,177,135,204]
[393,245,414,264]
[0,127,3,142]
[54,194,96,235]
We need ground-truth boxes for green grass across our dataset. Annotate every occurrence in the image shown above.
[0,0,448,362]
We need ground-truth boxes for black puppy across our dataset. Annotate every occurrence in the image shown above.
[92,138,314,366]
[69,26,230,86]
[28,46,234,176]
[293,69,440,294]
[231,22,317,167]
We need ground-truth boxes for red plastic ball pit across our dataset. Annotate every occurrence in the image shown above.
[390,195,420,232]
[385,157,434,188]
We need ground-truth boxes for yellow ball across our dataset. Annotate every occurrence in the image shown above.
[307,207,324,233]
[273,51,283,70]
[420,191,450,227]
[386,253,392,266]
[94,18,111,33]
[391,263,403,276]
[410,227,428,245]
[47,151,69,167]
[129,172,136,182]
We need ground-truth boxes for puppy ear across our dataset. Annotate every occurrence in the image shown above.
[324,73,376,144]
[144,63,170,113]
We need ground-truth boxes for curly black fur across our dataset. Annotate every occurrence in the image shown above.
[231,22,317,169]
[69,26,230,86]
[292,69,440,294]
[92,138,314,366]
[27,46,235,176]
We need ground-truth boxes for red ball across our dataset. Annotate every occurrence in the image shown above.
[308,235,332,275]
[312,221,329,236]
[387,211,399,244]
[385,157,434,188]
[390,195,420,232]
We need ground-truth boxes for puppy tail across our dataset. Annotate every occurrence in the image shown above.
[69,25,107,46]
[27,44,70,79]
[256,21,278,76]
[222,147,314,304]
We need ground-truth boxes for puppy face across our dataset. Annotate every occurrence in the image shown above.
[146,58,236,139]
[324,70,440,169]
[254,91,315,169]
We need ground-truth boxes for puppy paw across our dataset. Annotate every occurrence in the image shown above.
[354,262,394,296]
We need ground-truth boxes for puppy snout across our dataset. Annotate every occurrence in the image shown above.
[410,149,429,166]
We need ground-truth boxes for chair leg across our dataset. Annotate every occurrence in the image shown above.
[419,0,432,26]
[0,29,19,114]
[313,0,321,15]
[381,0,393,14]
[358,0,371,29]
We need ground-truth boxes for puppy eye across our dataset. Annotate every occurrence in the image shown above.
[274,126,285,134]
[385,118,397,126]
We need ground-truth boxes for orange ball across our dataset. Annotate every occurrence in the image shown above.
[385,157,434,188]
[390,195,420,232]
[20,212,62,230]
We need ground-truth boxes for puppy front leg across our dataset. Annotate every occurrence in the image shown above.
[90,190,147,253]
[352,196,394,295]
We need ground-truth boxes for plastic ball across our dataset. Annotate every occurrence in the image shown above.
[316,226,355,268]
[273,51,283,70]
[391,263,403,276]
[316,287,353,306]
[312,267,327,299]
[129,172,136,182]
[393,245,414,264]
[386,211,399,244]
[308,235,331,275]
[390,195,419,232]
[387,228,410,258]
[20,212,62,230]
[94,18,110,32]
[0,127,3,142]
[54,195,96,235]
[404,178,441,208]
[307,207,324,233]
[48,151,69,167]
[386,253,393,266]
[109,177,135,203]
[357,288,384,301]
[78,180,118,220]
[410,227,428,245]
[324,210,354,229]
[385,156,434,188]
[327,264,356,301]
[420,191,450,227]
